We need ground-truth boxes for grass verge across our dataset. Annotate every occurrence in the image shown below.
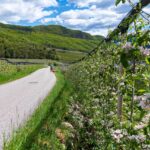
[29,80,73,150]
[0,61,42,84]
[4,70,65,150]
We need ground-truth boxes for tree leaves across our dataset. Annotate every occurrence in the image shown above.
[145,57,150,64]
[115,0,126,6]
[120,52,129,68]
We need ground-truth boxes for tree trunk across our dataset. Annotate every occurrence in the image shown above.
[117,65,124,121]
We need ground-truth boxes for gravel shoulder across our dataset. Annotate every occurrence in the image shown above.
[0,67,56,149]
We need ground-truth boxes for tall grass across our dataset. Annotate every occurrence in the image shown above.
[4,70,65,150]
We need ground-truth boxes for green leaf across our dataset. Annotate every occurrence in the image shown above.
[138,89,146,93]
[115,0,121,6]
[145,57,150,64]
[115,0,126,5]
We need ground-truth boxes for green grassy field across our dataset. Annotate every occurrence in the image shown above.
[7,58,63,66]
[4,70,66,150]
[56,50,86,62]
[0,60,42,84]
[7,49,86,63]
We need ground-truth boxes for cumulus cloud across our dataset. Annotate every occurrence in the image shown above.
[42,0,149,36]
[0,0,58,23]
[68,0,103,8]
[41,4,126,36]
[68,0,140,8]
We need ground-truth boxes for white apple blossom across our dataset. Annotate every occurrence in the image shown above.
[111,129,124,143]
[122,42,134,51]
[134,123,146,130]
[134,94,150,109]
[139,47,150,56]
[128,134,146,143]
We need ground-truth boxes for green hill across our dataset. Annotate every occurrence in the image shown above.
[32,25,103,40]
[0,23,104,62]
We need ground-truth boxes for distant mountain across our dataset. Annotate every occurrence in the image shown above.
[0,23,104,62]
[0,23,32,32]
[0,23,104,40]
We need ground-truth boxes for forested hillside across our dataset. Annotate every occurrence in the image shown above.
[0,23,103,60]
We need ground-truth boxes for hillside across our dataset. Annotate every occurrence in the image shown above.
[0,23,104,40]
[0,23,103,62]
[32,25,103,40]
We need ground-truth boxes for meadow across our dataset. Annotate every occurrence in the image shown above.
[0,60,42,84]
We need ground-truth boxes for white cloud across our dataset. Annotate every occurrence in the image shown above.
[0,0,58,23]
[87,28,112,36]
[0,20,8,24]
[41,6,126,36]
[68,0,103,8]
[68,0,140,8]
[41,0,149,36]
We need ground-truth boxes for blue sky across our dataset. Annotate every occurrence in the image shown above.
[0,0,149,36]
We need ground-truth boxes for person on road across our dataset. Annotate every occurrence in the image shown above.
[50,64,55,72]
